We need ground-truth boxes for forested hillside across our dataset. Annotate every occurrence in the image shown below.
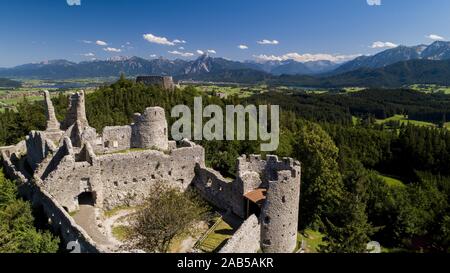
[0,78,21,88]
[0,78,448,252]
[0,169,60,253]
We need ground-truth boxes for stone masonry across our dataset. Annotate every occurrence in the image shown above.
[136,76,175,91]
[0,89,302,253]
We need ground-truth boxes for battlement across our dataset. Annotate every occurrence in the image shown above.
[236,154,300,181]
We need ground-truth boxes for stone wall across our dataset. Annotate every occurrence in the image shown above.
[192,164,233,211]
[136,76,175,91]
[131,107,169,151]
[260,158,301,253]
[25,131,57,171]
[219,214,260,253]
[1,150,102,253]
[27,182,102,253]
[102,126,132,152]
[43,90,60,131]
[1,149,29,183]
[0,140,26,158]
[62,91,88,130]
[41,139,205,211]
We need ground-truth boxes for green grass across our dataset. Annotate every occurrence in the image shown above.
[104,205,132,218]
[379,174,405,188]
[196,218,234,253]
[297,229,325,253]
[409,84,450,94]
[376,114,437,128]
[69,210,79,217]
[191,84,267,98]
[1,96,43,105]
[342,87,365,93]
[352,116,360,126]
[112,225,132,241]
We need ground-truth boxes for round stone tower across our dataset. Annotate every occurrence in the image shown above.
[134,107,168,151]
[260,165,301,253]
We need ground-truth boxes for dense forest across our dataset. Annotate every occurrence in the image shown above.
[0,170,60,252]
[0,78,21,88]
[0,78,449,252]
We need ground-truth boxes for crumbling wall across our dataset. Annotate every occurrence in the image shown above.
[102,126,132,152]
[0,140,26,158]
[11,177,102,253]
[25,131,57,171]
[1,150,29,183]
[193,165,233,211]
[61,91,88,130]
[43,158,101,212]
[41,141,205,211]
[29,183,102,253]
[41,137,74,180]
[219,214,260,253]
[136,76,175,91]
[99,145,204,210]
[43,90,61,131]
[1,149,102,253]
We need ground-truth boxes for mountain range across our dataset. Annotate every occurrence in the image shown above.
[332,41,450,74]
[0,54,339,80]
[1,41,450,87]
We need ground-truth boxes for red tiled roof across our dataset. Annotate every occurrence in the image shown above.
[244,188,267,205]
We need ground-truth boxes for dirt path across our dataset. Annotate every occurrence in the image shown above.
[72,205,111,246]
[103,209,136,247]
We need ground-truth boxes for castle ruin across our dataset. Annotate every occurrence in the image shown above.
[0,90,301,253]
[136,76,175,91]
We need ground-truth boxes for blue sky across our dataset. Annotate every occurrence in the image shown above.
[0,0,449,67]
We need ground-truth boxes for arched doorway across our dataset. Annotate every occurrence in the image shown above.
[78,191,95,206]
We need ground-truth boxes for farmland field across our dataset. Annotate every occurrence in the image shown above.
[409,84,450,94]
[190,84,268,98]
[375,114,437,128]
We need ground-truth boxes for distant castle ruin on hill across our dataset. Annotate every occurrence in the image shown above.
[0,90,301,253]
[136,76,175,91]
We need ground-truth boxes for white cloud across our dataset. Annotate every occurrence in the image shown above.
[82,53,95,57]
[367,0,381,6]
[82,40,92,44]
[253,52,360,63]
[168,50,194,57]
[96,40,108,46]
[143,33,175,46]
[103,47,122,53]
[196,49,216,55]
[179,46,185,50]
[427,34,445,41]
[238,44,249,49]
[173,39,187,44]
[257,39,279,45]
[371,41,398,48]
[253,55,283,62]
[67,0,81,6]
[149,54,157,58]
